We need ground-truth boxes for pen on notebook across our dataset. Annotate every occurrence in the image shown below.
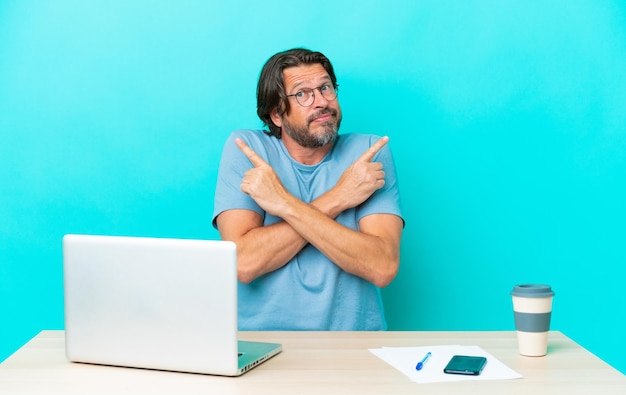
[415,352,432,371]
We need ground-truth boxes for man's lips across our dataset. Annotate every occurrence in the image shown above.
[309,110,335,124]
[312,114,332,123]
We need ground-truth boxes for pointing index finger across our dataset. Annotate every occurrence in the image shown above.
[357,136,389,163]
[235,138,268,168]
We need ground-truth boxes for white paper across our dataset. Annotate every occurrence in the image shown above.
[369,344,522,384]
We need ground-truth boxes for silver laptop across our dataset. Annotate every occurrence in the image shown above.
[63,234,281,376]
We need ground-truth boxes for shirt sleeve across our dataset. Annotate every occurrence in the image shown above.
[356,136,404,225]
[212,131,265,229]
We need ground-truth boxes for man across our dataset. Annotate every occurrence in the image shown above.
[213,48,403,330]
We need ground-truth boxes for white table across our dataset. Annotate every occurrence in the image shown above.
[1,330,625,394]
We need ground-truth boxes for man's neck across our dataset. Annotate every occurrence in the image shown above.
[281,134,333,165]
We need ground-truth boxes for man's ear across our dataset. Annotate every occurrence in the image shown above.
[270,109,283,128]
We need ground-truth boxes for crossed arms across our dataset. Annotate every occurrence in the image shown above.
[215,136,403,288]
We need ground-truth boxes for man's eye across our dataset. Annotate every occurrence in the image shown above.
[295,91,306,98]
[320,85,330,92]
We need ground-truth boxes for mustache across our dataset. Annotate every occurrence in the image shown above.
[307,108,338,123]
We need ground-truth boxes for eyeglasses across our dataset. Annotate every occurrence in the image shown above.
[286,84,339,107]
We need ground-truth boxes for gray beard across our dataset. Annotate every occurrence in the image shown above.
[282,110,341,148]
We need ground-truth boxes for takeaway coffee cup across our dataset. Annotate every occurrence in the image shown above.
[511,284,555,356]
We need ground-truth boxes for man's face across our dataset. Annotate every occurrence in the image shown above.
[271,64,342,148]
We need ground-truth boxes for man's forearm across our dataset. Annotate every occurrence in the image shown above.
[228,187,353,283]
[234,219,307,283]
[279,193,401,288]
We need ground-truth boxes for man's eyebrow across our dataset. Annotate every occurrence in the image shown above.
[290,76,332,92]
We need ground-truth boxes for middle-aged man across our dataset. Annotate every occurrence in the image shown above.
[212,48,404,331]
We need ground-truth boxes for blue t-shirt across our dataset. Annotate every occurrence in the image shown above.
[212,130,402,330]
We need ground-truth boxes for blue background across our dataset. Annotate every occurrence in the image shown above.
[2,0,625,374]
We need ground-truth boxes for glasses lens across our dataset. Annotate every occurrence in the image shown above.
[295,89,314,106]
[321,85,337,101]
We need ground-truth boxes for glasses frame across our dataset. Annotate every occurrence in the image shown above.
[285,84,339,107]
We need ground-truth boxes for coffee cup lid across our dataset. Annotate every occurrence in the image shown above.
[511,284,554,298]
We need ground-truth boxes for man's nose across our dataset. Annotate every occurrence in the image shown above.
[312,88,330,107]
